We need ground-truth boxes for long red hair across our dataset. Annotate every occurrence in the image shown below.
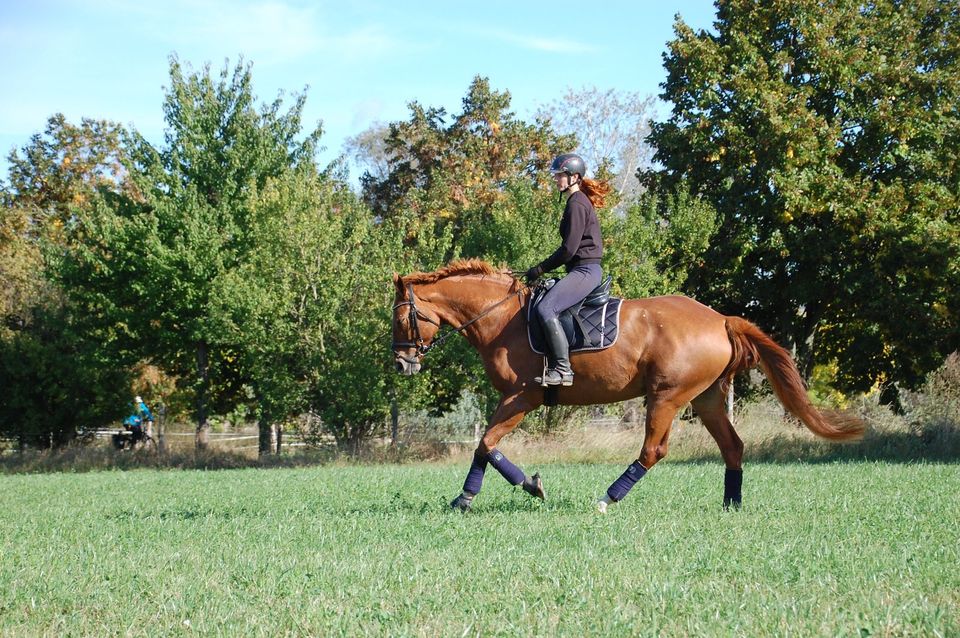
[579,176,610,209]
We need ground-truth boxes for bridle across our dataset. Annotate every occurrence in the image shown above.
[392,282,522,364]
[392,284,438,365]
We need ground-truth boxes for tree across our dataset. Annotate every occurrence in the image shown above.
[0,116,134,448]
[1,114,129,227]
[1,114,130,340]
[360,76,575,242]
[0,302,129,449]
[62,56,323,448]
[360,77,715,422]
[214,167,417,454]
[537,86,658,204]
[647,0,960,395]
[604,183,718,299]
[0,205,46,333]
[343,121,392,186]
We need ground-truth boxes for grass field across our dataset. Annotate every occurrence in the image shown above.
[2,454,958,636]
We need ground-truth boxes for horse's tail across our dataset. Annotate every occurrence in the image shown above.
[723,316,865,441]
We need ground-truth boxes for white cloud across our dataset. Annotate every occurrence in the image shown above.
[161,1,404,66]
[474,28,598,54]
[350,98,386,129]
[199,2,324,62]
[334,24,400,61]
[66,0,403,67]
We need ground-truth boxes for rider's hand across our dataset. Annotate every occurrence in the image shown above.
[524,266,543,285]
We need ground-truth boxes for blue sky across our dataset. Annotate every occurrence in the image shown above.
[0,0,716,178]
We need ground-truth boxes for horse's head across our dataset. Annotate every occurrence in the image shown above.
[391,273,443,375]
[391,260,522,376]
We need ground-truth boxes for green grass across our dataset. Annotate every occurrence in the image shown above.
[1,459,957,637]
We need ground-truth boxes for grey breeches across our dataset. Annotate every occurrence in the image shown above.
[534,264,602,323]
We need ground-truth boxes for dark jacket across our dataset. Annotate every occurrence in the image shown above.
[536,190,602,273]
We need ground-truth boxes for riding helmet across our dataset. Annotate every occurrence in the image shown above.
[550,153,586,178]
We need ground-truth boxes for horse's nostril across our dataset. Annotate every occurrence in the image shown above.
[395,361,404,373]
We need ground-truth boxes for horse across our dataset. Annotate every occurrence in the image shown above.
[391,259,865,512]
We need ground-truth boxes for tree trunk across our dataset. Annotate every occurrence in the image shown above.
[195,341,210,450]
[258,414,273,457]
[795,301,822,380]
[390,396,399,447]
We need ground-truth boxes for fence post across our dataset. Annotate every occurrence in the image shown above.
[157,404,167,454]
[727,383,734,419]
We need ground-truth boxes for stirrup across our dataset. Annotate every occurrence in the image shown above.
[535,368,574,387]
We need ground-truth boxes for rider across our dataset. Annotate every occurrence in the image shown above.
[128,396,153,442]
[524,152,609,387]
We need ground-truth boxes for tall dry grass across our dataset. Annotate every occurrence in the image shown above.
[4,355,959,473]
[489,387,960,467]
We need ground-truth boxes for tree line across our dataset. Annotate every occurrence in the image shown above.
[1,1,957,452]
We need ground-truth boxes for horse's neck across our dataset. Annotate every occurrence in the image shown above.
[430,277,519,346]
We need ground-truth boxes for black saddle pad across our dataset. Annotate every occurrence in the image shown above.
[527,293,623,355]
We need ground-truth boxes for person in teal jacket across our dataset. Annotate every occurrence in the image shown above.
[124,396,153,442]
[134,396,153,423]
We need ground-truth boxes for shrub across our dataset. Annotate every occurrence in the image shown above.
[900,352,960,450]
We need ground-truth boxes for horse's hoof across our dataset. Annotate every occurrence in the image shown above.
[595,498,608,514]
[723,499,742,511]
[450,494,473,512]
[522,473,545,500]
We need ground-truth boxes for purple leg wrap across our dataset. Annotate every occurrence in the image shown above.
[488,448,526,486]
[462,451,488,495]
[606,460,648,502]
[723,468,743,510]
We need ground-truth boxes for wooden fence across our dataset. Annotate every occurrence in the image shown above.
[90,428,310,452]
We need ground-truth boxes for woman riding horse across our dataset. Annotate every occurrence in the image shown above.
[391,260,865,513]
[524,153,610,388]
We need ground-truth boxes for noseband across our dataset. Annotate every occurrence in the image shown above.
[392,284,441,364]
[392,282,522,363]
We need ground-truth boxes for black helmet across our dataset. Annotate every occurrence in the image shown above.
[550,153,586,178]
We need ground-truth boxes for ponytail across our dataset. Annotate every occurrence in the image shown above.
[579,176,610,209]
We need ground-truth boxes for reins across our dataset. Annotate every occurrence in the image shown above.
[392,282,524,360]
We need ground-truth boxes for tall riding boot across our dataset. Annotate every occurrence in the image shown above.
[535,316,574,386]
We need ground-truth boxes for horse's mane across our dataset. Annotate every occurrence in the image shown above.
[401,259,511,285]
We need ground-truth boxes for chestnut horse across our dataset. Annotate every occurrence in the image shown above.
[391,259,864,512]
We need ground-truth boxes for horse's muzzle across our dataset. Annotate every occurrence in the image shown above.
[395,356,422,376]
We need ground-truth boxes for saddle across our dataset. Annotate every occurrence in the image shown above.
[527,275,623,355]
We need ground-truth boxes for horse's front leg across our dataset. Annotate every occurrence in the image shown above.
[596,398,678,514]
[450,392,544,511]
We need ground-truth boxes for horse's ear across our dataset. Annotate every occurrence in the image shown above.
[392,272,404,295]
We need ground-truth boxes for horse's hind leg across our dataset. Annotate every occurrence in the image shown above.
[450,393,544,511]
[691,381,745,510]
